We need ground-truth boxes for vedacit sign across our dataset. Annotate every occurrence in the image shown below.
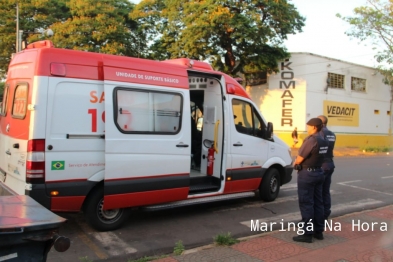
[323,100,359,127]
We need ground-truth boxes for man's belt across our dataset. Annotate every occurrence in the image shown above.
[303,166,322,172]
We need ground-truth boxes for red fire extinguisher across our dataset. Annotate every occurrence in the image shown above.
[207,146,215,176]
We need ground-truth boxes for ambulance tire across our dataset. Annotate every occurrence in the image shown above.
[259,168,280,202]
[84,187,131,231]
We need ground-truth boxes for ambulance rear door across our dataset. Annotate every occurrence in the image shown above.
[103,79,191,210]
[0,82,30,195]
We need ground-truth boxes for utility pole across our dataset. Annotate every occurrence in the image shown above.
[16,2,19,53]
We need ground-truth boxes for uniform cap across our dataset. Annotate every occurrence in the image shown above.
[306,118,322,126]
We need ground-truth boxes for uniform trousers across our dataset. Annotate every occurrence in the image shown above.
[297,169,325,234]
[322,162,335,219]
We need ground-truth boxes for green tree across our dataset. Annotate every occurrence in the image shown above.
[0,0,144,78]
[0,81,4,98]
[338,0,393,132]
[50,0,139,56]
[131,0,305,75]
[337,0,393,86]
[0,0,70,78]
[0,0,20,78]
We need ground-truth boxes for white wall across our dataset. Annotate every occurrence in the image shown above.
[249,53,392,135]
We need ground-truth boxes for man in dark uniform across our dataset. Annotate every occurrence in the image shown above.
[318,115,336,220]
[293,118,328,243]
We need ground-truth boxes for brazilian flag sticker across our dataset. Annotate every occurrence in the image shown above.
[51,161,65,170]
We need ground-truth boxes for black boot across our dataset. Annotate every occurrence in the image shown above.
[313,232,324,240]
[293,234,313,243]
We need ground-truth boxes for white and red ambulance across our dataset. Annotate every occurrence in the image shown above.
[0,40,293,231]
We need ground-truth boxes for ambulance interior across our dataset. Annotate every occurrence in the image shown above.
[188,75,224,195]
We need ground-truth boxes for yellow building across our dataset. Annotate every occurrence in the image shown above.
[246,53,393,149]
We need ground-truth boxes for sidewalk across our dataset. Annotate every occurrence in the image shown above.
[149,149,393,262]
[152,205,393,262]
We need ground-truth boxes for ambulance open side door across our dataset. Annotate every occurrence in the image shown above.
[103,82,192,210]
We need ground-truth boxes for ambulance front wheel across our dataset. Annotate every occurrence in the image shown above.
[259,168,280,202]
[84,187,131,231]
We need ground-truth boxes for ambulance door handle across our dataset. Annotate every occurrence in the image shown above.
[13,143,19,149]
[233,143,243,147]
[6,150,11,155]
[176,143,189,148]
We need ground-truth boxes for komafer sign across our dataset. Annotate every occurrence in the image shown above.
[280,59,295,127]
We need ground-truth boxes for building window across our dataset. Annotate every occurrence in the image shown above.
[351,77,366,92]
[374,110,380,115]
[327,73,345,89]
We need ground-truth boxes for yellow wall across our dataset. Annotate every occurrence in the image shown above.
[276,132,393,149]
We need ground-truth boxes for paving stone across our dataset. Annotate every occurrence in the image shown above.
[325,220,371,239]
[174,246,248,262]
[244,242,310,262]
[215,255,263,262]
[277,231,387,262]
[344,248,393,262]
[232,236,287,253]
[273,230,347,250]
[365,208,393,220]
[337,213,390,238]
[378,230,393,251]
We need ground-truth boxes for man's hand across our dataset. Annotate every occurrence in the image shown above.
[294,164,302,171]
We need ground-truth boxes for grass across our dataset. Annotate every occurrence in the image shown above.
[127,240,185,261]
[360,146,393,153]
[127,255,167,262]
[213,232,239,246]
[173,240,185,256]
[79,257,93,262]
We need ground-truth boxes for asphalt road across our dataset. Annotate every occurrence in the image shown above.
[47,155,393,262]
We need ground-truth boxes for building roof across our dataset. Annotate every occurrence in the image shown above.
[290,52,376,70]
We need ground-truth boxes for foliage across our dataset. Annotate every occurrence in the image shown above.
[0,81,4,96]
[0,0,70,78]
[78,256,93,262]
[213,232,239,246]
[361,146,393,152]
[127,255,167,262]
[50,0,140,56]
[0,0,144,78]
[173,240,185,255]
[131,0,305,76]
[337,0,393,88]
[0,0,17,78]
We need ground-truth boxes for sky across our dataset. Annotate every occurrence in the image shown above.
[285,0,377,67]
[130,0,379,68]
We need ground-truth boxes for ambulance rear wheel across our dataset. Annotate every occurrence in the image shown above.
[84,187,131,231]
[259,168,280,202]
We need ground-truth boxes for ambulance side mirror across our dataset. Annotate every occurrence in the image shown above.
[267,122,273,139]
